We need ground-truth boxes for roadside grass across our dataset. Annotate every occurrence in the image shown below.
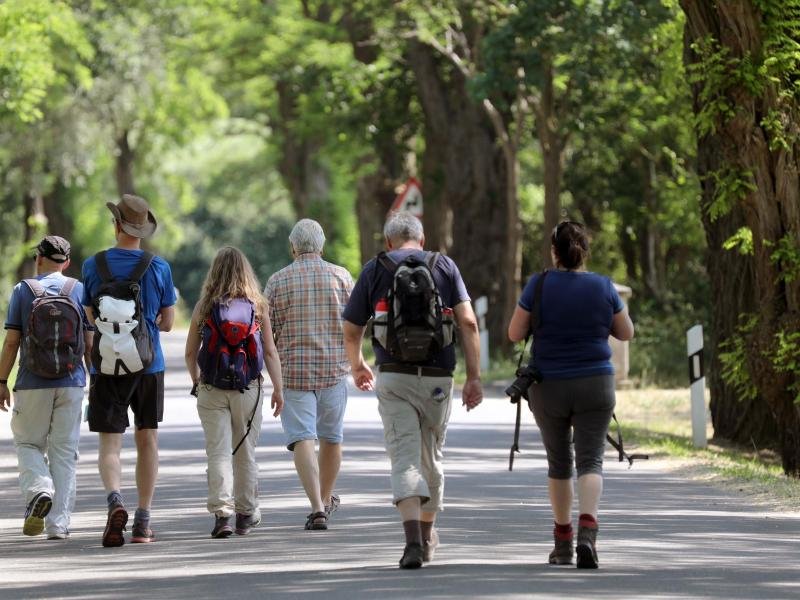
[614,389,800,511]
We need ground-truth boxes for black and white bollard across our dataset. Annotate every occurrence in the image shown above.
[474,296,489,372]
[687,324,707,448]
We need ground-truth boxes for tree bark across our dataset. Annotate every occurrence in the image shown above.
[114,130,136,197]
[681,0,799,471]
[16,191,46,281]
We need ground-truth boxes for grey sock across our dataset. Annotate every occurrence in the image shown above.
[107,491,123,508]
[134,508,150,528]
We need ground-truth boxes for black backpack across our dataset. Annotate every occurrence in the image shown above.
[372,251,454,362]
[22,278,85,379]
[90,250,155,376]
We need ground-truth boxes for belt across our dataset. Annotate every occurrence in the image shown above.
[378,364,453,377]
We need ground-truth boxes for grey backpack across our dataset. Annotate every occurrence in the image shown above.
[22,278,85,379]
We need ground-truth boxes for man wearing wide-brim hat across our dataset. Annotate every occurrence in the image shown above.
[81,193,177,548]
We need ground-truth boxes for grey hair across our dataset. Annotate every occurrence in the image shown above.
[289,219,326,254]
[383,211,424,244]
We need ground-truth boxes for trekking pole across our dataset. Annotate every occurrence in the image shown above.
[509,394,522,471]
[606,414,649,468]
[232,375,263,456]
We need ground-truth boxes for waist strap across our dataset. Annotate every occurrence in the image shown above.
[378,364,453,377]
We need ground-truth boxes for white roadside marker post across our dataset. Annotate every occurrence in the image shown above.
[474,296,489,373]
[687,324,707,448]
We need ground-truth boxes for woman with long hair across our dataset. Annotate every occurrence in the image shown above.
[185,246,284,538]
[508,221,634,569]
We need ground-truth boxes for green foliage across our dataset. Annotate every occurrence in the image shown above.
[719,314,759,403]
[0,0,93,123]
[766,233,800,283]
[722,227,754,255]
[770,329,800,404]
[704,167,756,221]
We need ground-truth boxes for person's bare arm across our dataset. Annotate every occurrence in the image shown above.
[343,321,373,391]
[157,305,175,332]
[260,306,284,417]
[83,330,94,373]
[0,330,21,412]
[610,306,634,341]
[507,305,532,343]
[453,301,482,411]
[184,305,202,386]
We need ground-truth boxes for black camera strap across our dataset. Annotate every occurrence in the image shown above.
[509,270,548,471]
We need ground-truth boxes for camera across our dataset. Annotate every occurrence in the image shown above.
[504,365,542,403]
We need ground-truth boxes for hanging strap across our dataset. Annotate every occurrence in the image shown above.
[23,279,46,298]
[232,374,263,456]
[509,270,548,471]
[376,251,397,274]
[606,413,649,467]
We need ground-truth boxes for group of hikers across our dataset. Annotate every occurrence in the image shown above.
[0,194,633,570]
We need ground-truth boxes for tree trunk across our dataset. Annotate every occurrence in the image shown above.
[355,166,397,262]
[406,40,517,353]
[114,130,136,196]
[681,0,799,472]
[536,57,566,270]
[42,180,81,278]
[16,191,46,281]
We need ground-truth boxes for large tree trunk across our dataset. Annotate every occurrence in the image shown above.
[681,1,800,472]
[406,40,517,353]
[536,57,566,270]
[355,166,397,262]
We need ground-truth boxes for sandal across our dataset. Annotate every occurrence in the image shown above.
[304,511,328,531]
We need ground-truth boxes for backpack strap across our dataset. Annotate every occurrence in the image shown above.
[424,251,440,272]
[95,250,154,284]
[95,251,114,284]
[23,279,46,298]
[128,251,155,282]
[59,277,78,297]
[376,251,397,274]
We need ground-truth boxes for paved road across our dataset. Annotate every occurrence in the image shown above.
[0,331,798,599]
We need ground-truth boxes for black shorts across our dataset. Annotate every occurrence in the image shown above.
[88,372,164,433]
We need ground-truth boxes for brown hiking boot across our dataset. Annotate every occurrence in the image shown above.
[102,504,128,548]
[576,524,599,569]
[549,531,574,565]
[399,543,424,569]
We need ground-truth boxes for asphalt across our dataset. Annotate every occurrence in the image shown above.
[0,330,798,599]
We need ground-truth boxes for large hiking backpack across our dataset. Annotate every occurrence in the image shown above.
[198,298,264,390]
[372,251,454,363]
[22,278,85,379]
[91,250,155,376]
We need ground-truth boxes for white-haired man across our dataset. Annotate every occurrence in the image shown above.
[265,219,354,530]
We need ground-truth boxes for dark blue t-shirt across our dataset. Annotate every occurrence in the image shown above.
[81,248,177,374]
[4,273,91,390]
[518,270,624,380]
[342,249,470,371]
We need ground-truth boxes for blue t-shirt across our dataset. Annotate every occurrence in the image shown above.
[81,248,177,374]
[343,249,470,371]
[518,270,624,380]
[4,273,91,390]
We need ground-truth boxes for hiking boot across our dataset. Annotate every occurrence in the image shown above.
[548,535,574,565]
[399,542,424,569]
[576,524,599,569]
[131,525,155,543]
[422,528,439,563]
[23,491,53,536]
[102,504,128,548]
[324,494,340,517]
[235,512,261,535]
[304,511,328,531]
[211,515,233,538]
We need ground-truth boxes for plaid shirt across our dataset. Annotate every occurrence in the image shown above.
[264,254,354,390]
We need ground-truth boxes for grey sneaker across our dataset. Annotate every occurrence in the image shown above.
[211,515,233,538]
[576,525,598,569]
[548,532,574,565]
[422,528,439,563]
[324,494,340,517]
[47,530,70,540]
[235,512,260,535]
[23,492,52,536]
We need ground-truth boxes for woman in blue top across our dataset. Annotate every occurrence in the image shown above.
[508,221,634,569]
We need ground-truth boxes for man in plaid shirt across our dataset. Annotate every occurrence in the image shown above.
[264,219,354,531]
